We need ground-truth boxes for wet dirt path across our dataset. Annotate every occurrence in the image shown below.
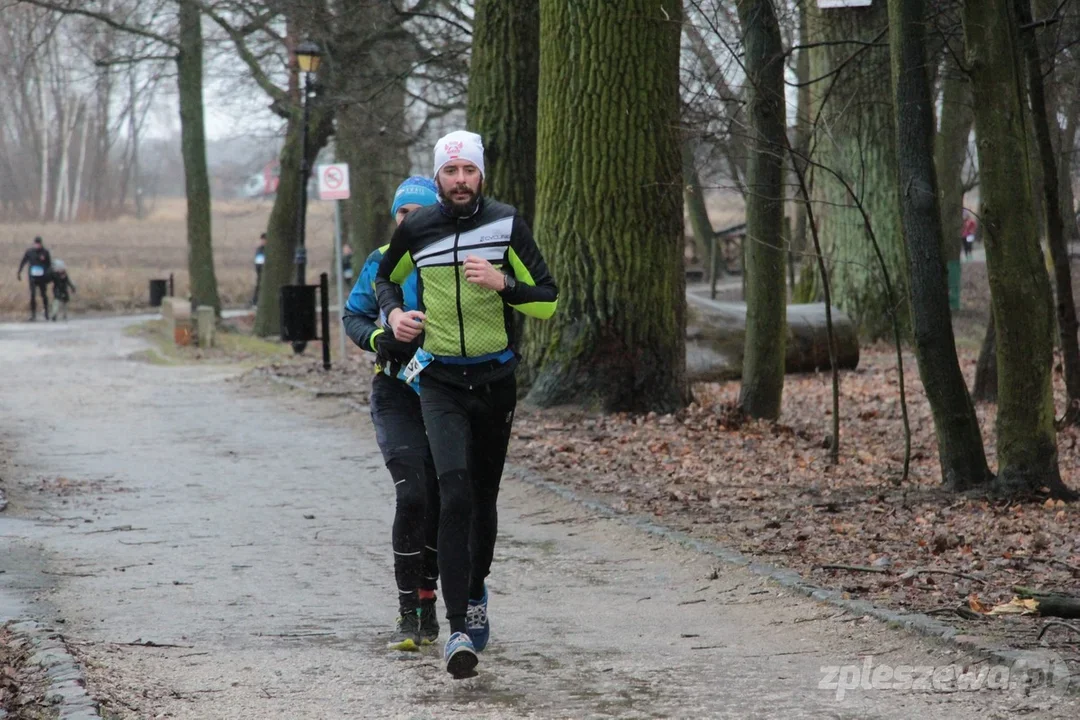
[0,316,1074,719]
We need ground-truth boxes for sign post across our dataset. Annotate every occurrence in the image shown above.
[316,163,351,364]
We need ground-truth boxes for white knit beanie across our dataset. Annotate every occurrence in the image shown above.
[433,130,485,178]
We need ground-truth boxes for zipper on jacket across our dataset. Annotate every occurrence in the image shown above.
[453,220,467,356]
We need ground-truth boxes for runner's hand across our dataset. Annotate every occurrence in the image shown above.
[388,308,426,342]
[463,256,506,291]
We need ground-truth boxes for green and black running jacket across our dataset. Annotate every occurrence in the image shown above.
[374,196,558,368]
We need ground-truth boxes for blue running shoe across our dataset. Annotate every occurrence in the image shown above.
[466,584,490,651]
[444,632,478,678]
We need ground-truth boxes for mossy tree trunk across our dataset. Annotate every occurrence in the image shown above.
[796,2,906,340]
[736,0,786,420]
[467,0,540,227]
[525,0,688,412]
[1019,0,1080,423]
[962,0,1075,499]
[177,2,220,315]
[889,0,991,490]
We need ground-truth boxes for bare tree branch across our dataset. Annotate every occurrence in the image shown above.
[14,0,178,48]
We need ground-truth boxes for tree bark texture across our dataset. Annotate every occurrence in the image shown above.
[1017,0,1080,422]
[526,0,688,412]
[736,0,786,420]
[973,315,998,403]
[177,2,221,315]
[467,0,540,227]
[889,0,990,490]
[934,56,973,264]
[962,0,1074,498]
[798,2,907,340]
[793,3,812,262]
[334,4,410,260]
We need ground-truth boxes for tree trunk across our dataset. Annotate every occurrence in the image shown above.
[888,0,991,490]
[177,2,221,314]
[334,2,409,259]
[797,2,907,340]
[37,71,49,222]
[934,57,973,264]
[253,107,334,336]
[736,0,786,420]
[53,96,76,223]
[525,0,688,412]
[683,137,714,274]
[972,315,998,403]
[1017,0,1080,424]
[962,0,1074,498]
[467,0,540,227]
[91,63,112,219]
[1058,90,1080,245]
[129,65,143,220]
[69,104,89,222]
[335,100,405,259]
[792,3,811,264]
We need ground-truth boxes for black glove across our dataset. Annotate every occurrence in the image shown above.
[374,329,419,359]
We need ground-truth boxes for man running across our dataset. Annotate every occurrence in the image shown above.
[342,176,441,650]
[375,130,558,678]
[17,236,52,321]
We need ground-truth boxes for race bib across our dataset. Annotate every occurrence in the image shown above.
[30,266,45,277]
[344,268,354,280]
[255,253,265,266]
[403,347,433,388]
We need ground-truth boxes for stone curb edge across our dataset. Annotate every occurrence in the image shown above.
[3,620,100,719]
[261,370,1073,691]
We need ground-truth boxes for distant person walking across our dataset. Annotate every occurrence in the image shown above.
[50,260,76,321]
[253,233,267,306]
[961,211,977,260]
[17,236,52,321]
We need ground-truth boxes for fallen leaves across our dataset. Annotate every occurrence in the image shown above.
[510,343,1080,658]
[985,597,1041,616]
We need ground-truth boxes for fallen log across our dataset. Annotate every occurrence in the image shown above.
[686,296,860,382]
[1013,586,1080,619]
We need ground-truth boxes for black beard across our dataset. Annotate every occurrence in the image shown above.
[439,179,483,217]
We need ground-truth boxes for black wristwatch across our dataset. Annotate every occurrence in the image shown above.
[502,273,517,291]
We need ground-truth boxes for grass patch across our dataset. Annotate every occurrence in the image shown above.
[125,317,289,366]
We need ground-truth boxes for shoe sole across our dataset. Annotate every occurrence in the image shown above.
[446,648,478,679]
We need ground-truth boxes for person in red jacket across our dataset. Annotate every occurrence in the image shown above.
[961,211,977,260]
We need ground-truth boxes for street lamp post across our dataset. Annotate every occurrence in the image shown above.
[292,40,322,354]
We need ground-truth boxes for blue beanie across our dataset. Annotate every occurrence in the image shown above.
[391,176,438,217]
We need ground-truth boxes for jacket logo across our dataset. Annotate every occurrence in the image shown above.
[479,234,510,243]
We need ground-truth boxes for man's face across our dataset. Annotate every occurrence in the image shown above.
[436,160,482,215]
[395,203,423,226]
